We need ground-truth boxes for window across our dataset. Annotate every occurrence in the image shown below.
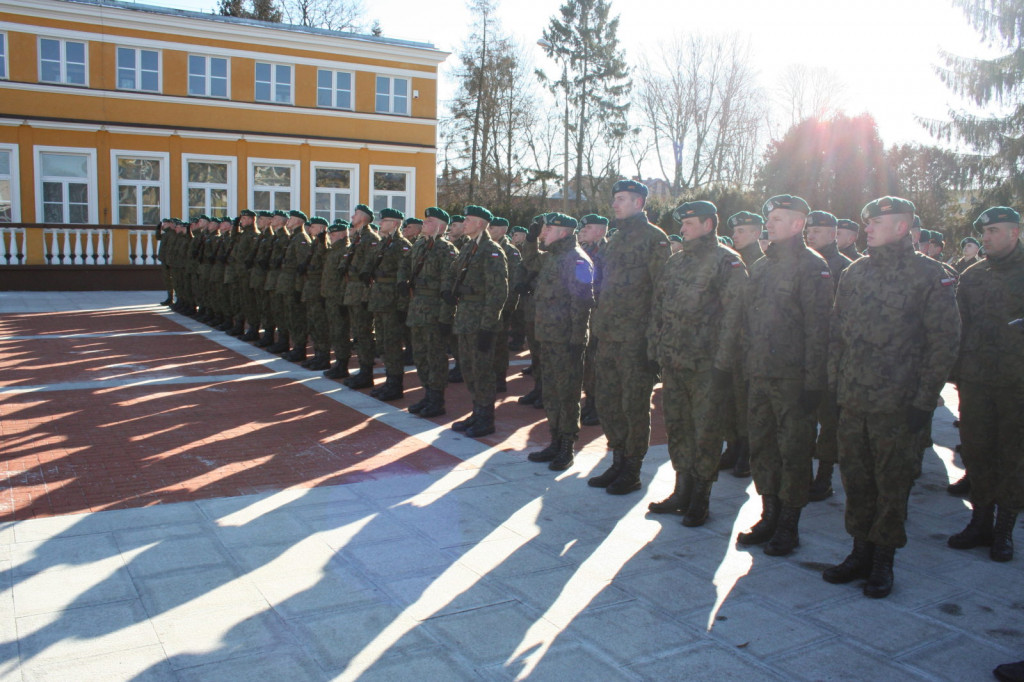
[183,155,235,219]
[0,145,18,222]
[249,160,298,212]
[36,148,96,224]
[188,55,228,98]
[375,76,409,115]
[369,166,414,214]
[312,163,358,222]
[116,47,159,92]
[112,152,167,225]
[39,38,87,86]
[317,69,353,110]
[254,62,292,104]
[0,33,7,80]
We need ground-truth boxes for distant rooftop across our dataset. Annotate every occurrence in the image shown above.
[58,0,440,51]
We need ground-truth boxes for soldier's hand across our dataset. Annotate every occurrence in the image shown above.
[358,271,372,285]
[441,291,458,306]
[710,367,732,393]
[798,389,822,413]
[437,322,452,337]
[476,330,495,352]
[527,221,542,242]
[396,281,411,298]
[906,406,931,432]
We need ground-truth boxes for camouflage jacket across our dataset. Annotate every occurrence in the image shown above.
[813,241,852,294]
[648,232,747,372]
[364,230,413,313]
[229,226,258,284]
[829,235,961,411]
[496,235,522,315]
[839,243,861,261]
[264,228,290,291]
[521,234,593,346]
[446,230,508,335]
[953,242,1023,387]
[952,255,982,274]
[590,212,670,344]
[208,233,227,283]
[275,230,309,295]
[580,237,609,300]
[743,235,833,388]
[301,235,328,302]
[156,227,169,264]
[248,229,272,290]
[736,241,764,269]
[321,238,348,301]
[400,235,458,326]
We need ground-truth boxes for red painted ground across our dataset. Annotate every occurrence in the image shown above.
[0,310,185,336]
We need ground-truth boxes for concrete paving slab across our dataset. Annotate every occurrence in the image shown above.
[19,644,177,682]
[420,601,562,666]
[12,562,137,617]
[772,639,933,681]
[12,599,160,664]
[567,601,702,667]
[150,605,288,668]
[295,604,435,671]
[809,597,957,656]
[355,649,479,682]
[628,641,787,681]
[174,647,328,682]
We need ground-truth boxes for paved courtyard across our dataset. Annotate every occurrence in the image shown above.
[0,290,1020,681]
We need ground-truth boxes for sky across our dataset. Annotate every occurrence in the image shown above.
[140,0,991,150]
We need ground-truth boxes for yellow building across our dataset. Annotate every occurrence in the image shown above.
[0,0,447,281]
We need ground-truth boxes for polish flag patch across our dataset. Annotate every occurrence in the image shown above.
[940,277,956,286]
[821,271,831,279]
[730,260,742,268]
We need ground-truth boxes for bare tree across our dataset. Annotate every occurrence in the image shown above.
[778,64,846,127]
[279,0,364,31]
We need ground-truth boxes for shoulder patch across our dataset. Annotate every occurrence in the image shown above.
[820,271,831,279]
[730,260,742,268]
[940,276,956,287]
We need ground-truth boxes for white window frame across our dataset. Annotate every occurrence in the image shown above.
[368,164,415,215]
[187,55,230,99]
[316,68,354,110]
[310,161,359,223]
[182,153,236,219]
[375,75,410,116]
[254,61,293,105]
[38,37,89,87]
[115,46,161,93]
[110,150,169,226]
[0,143,21,222]
[0,32,8,81]
[33,145,98,224]
[248,158,300,213]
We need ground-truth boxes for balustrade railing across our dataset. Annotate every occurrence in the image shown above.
[0,227,26,265]
[0,223,160,267]
[128,229,159,265]
[43,227,114,265]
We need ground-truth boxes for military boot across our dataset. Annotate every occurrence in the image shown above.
[376,374,404,401]
[863,545,895,598]
[161,296,173,306]
[580,396,600,426]
[518,386,542,406]
[418,389,447,418]
[648,471,692,514]
[948,504,994,549]
[947,473,971,497]
[306,351,331,371]
[808,461,835,502]
[407,393,430,414]
[737,494,780,545]
[344,363,375,389]
[496,376,507,393]
[257,331,275,347]
[731,438,751,478]
[268,339,290,353]
[588,450,624,488]
[528,435,559,463]
[241,327,261,342]
[682,479,713,527]
[466,403,495,438]
[283,347,307,363]
[606,457,643,495]
[823,538,874,584]
[549,435,576,471]
[448,364,464,383]
[323,360,349,380]
[228,321,245,336]
[218,319,234,332]
[452,405,480,432]
[718,441,738,470]
[990,506,1018,562]
[764,506,801,556]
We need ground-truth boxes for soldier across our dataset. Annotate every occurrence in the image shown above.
[736,195,832,557]
[824,196,960,597]
[446,215,468,384]
[195,216,218,323]
[401,207,459,417]
[443,205,508,438]
[276,210,310,362]
[804,210,852,502]
[488,216,522,393]
[508,225,530,351]
[522,213,594,470]
[952,236,982,274]
[910,215,923,250]
[228,209,259,338]
[514,215,546,408]
[301,216,331,370]
[157,218,174,306]
[184,216,205,317]
[510,225,528,248]
[361,207,412,400]
[928,230,946,260]
[668,233,684,254]
[577,214,609,427]
[948,206,1022,563]
[265,211,292,352]
[209,217,231,328]
[588,180,671,495]
[837,218,862,261]
[647,201,747,523]
[322,219,353,379]
[342,205,381,389]
[246,210,274,343]
[400,217,423,365]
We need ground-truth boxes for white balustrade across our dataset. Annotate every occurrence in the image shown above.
[43,228,114,265]
[0,227,26,265]
[128,229,158,265]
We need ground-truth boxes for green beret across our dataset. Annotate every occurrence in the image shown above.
[913,215,922,230]
[836,219,859,232]
[450,214,465,224]
[327,220,350,233]
[762,195,810,216]
[379,207,404,221]
[727,211,764,230]
[511,225,529,234]
[464,205,494,221]
[332,218,346,226]
[806,210,837,228]
[580,214,609,226]
[532,214,546,225]
[490,217,510,228]
[160,216,172,223]
[309,216,329,226]
[403,217,423,227]
[612,179,649,198]
[918,229,933,243]
[197,214,212,221]
[354,204,374,220]
[239,209,256,218]
[973,206,1021,230]
[288,209,308,222]
[256,210,274,218]
[718,235,734,246]
[672,200,717,222]
[545,212,578,229]
[861,196,916,223]
[369,222,379,231]
[272,210,288,218]
[960,236,980,248]
[668,234,683,243]
[425,207,450,224]
[929,230,945,245]
[219,216,232,223]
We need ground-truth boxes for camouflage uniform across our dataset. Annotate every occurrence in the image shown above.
[322,236,352,369]
[208,232,227,320]
[810,241,852,467]
[276,229,309,351]
[364,230,413,378]
[401,233,458,392]
[265,227,291,348]
[580,237,608,405]
[724,239,765,445]
[342,226,381,375]
[157,225,173,302]
[230,222,259,333]
[303,233,330,359]
[492,235,522,388]
[839,243,861,261]
[249,228,273,339]
[829,234,960,547]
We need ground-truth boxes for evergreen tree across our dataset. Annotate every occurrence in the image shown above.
[218,0,282,22]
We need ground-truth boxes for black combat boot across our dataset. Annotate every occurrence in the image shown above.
[418,389,447,418]
[549,435,576,471]
[948,504,994,549]
[732,438,751,478]
[344,363,375,389]
[228,321,245,336]
[376,374,404,401]
[518,386,542,406]
[990,506,1018,562]
[466,403,495,438]
[947,473,971,497]
[241,327,261,342]
[648,471,692,514]
[737,494,780,545]
[407,392,430,414]
[268,339,290,353]
[160,296,173,306]
[257,331,275,347]
[718,441,738,470]
[580,396,599,426]
[823,538,874,584]
[448,363,464,383]
[283,346,307,363]
[528,434,559,463]
[764,506,802,556]
[682,479,713,527]
[863,545,895,598]
[808,461,835,501]
[218,319,234,332]
[496,376,507,393]
[452,405,480,432]
[306,351,330,371]
[606,457,643,495]
[323,360,349,380]
[588,450,624,488]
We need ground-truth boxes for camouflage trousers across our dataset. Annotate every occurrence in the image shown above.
[837,408,919,548]
[459,332,496,405]
[307,295,329,353]
[959,382,1024,512]
[242,282,260,329]
[582,336,597,399]
[411,323,448,392]
[348,304,375,366]
[373,309,405,375]
[288,292,308,349]
[492,311,512,384]
[814,393,840,465]
[525,315,542,387]
[662,367,721,482]
[325,300,351,365]
[542,342,585,438]
[748,376,816,508]
[595,339,657,460]
[162,265,173,299]
[274,293,291,342]
[258,286,273,335]
[173,268,189,304]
